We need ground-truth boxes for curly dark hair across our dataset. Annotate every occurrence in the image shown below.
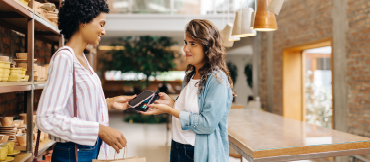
[58,0,110,39]
[185,19,236,96]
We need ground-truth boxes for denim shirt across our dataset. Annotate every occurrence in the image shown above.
[177,70,233,162]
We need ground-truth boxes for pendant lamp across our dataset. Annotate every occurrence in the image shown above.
[232,9,256,37]
[241,8,256,36]
[250,11,255,29]
[222,24,237,47]
[231,9,243,37]
[227,23,240,41]
[253,0,277,31]
[267,0,285,15]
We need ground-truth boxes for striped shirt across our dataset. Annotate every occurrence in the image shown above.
[36,46,109,159]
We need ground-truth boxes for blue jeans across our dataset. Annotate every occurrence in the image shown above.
[51,138,102,162]
[170,140,194,162]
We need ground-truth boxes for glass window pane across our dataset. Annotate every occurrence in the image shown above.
[108,0,130,14]
[132,0,171,14]
[174,0,201,14]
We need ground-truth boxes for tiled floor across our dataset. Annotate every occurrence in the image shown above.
[98,110,316,162]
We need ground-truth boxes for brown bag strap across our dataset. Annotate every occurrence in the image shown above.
[33,48,79,162]
[72,52,79,162]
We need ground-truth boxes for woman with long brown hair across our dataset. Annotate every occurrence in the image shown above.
[140,19,234,162]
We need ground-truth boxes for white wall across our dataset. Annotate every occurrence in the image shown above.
[226,54,253,108]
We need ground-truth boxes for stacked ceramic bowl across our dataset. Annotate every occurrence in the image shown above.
[45,10,58,24]
[0,56,11,82]
[8,68,22,82]
[14,53,37,82]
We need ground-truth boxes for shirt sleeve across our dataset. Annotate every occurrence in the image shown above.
[36,51,99,146]
[179,72,231,135]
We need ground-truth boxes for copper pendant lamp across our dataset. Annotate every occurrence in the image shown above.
[253,0,278,31]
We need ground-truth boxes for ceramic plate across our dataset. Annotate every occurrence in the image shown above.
[0,126,16,129]
[12,59,37,63]
[0,156,14,162]
[0,132,15,134]
[7,150,20,156]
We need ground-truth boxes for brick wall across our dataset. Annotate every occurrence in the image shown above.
[0,26,53,117]
[259,32,268,111]
[260,0,370,136]
[259,0,333,115]
[346,0,370,136]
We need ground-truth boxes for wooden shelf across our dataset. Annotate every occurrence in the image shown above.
[0,82,47,93]
[0,82,32,93]
[15,138,55,156]
[34,82,46,90]
[13,152,32,162]
[0,0,32,18]
[37,138,55,156]
[0,0,60,44]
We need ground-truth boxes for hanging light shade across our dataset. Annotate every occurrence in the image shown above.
[253,0,277,31]
[222,24,236,47]
[241,8,256,36]
[231,9,243,37]
[250,11,255,29]
[232,9,257,37]
[227,23,240,41]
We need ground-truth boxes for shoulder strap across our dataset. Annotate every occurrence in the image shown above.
[72,50,79,162]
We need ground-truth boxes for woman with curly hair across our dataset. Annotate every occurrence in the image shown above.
[36,0,134,161]
[140,19,234,162]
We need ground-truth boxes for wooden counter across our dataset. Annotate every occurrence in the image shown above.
[228,109,370,162]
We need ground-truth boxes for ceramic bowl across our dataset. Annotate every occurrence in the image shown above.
[0,117,13,127]
[0,56,9,62]
[16,53,27,59]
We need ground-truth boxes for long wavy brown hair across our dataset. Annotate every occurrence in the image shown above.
[184,19,235,96]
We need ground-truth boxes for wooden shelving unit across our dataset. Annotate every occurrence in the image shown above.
[0,0,63,161]
[13,153,32,162]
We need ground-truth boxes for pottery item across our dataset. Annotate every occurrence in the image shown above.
[0,135,8,143]
[9,68,21,75]
[15,134,26,146]
[40,3,56,11]
[16,62,27,70]
[16,53,27,59]
[0,117,13,127]
[3,62,10,69]
[6,142,14,154]
[0,144,8,161]
[18,114,27,125]
[0,56,9,62]
[13,120,24,127]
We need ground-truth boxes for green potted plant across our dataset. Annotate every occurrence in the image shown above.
[244,63,253,88]
[227,62,238,84]
[101,36,178,89]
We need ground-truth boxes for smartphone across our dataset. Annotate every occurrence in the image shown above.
[128,91,160,111]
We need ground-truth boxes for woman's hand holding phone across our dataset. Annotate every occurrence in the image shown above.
[109,95,137,110]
